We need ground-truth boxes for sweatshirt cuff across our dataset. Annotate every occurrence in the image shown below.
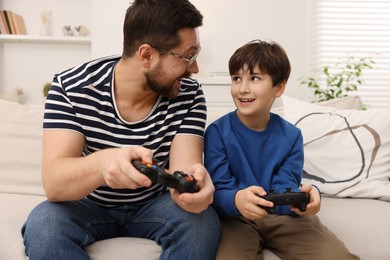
[214,189,241,217]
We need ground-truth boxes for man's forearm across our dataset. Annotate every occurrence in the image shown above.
[42,149,110,201]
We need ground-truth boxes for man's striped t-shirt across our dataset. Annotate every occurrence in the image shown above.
[43,55,207,207]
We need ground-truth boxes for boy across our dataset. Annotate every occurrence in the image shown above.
[204,39,359,259]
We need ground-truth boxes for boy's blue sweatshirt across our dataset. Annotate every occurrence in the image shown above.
[204,111,304,216]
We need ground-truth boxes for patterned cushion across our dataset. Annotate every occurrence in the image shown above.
[281,95,390,201]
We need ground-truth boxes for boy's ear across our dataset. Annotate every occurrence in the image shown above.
[274,81,286,98]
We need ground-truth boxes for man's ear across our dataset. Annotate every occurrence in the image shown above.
[138,44,154,68]
[274,80,286,98]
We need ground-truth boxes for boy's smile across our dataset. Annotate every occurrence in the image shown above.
[238,98,255,103]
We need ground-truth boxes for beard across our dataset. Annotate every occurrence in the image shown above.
[145,62,191,98]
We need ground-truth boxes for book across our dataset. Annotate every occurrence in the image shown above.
[4,10,16,34]
[0,10,9,34]
[0,10,11,34]
[11,12,27,35]
[0,10,27,35]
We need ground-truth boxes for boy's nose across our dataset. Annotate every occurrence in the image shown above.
[238,82,250,93]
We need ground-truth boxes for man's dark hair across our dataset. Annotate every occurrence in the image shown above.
[228,40,291,87]
[122,0,203,57]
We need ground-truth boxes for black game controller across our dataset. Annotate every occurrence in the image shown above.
[259,188,309,214]
[132,160,200,193]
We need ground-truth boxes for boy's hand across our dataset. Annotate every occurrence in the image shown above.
[235,186,273,220]
[291,183,321,216]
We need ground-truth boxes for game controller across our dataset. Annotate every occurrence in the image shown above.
[132,159,200,193]
[259,188,309,214]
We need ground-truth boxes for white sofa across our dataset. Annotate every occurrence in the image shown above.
[1,97,389,259]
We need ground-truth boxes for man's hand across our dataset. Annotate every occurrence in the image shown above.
[235,186,273,220]
[291,183,321,216]
[101,146,154,189]
[169,163,214,214]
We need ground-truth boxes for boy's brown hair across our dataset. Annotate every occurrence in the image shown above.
[229,39,291,87]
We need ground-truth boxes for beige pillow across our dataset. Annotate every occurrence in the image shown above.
[0,99,44,196]
[317,95,363,110]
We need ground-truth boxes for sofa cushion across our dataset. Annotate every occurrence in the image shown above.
[318,196,390,259]
[86,237,162,260]
[0,193,46,259]
[0,99,44,196]
[281,95,390,201]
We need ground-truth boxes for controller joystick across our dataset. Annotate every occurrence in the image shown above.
[259,188,309,214]
[132,160,200,193]
[131,160,160,183]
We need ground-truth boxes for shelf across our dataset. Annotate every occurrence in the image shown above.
[0,34,91,44]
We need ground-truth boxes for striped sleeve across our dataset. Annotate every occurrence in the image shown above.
[43,73,84,134]
[176,78,207,137]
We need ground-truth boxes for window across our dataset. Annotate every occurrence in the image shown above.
[309,0,390,108]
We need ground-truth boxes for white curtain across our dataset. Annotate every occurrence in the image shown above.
[309,0,390,108]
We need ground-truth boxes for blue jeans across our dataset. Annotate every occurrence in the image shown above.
[22,192,220,260]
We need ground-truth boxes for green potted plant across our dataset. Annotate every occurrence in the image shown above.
[300,54,375,102]
[43,82,51,97]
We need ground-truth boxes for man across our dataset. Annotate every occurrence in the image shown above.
[22,0,220,259]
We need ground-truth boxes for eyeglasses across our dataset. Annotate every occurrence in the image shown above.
[151,45,200,70]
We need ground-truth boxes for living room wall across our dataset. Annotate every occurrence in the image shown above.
[91,0,312,101]
[0,0,311,104]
